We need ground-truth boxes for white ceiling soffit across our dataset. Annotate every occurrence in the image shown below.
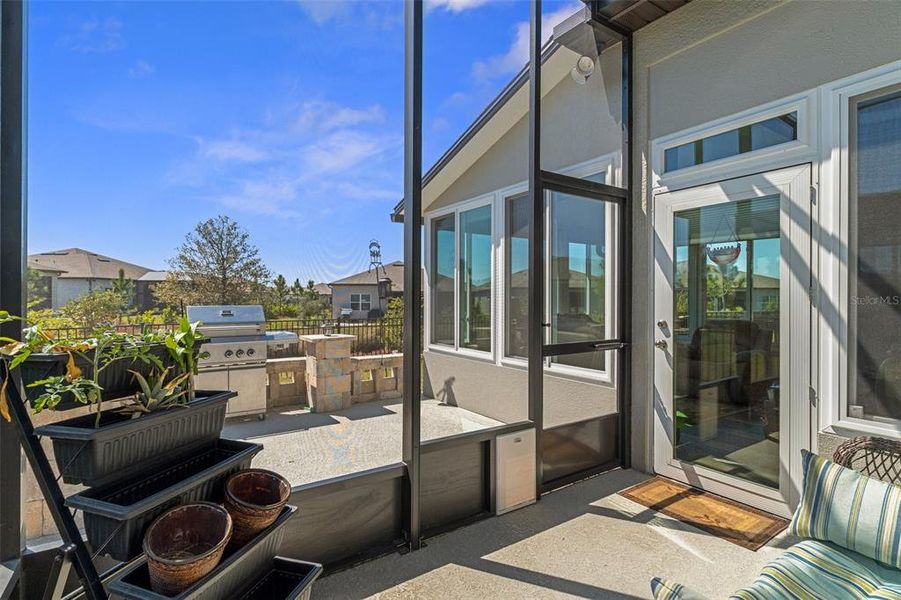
[422,44,578,212]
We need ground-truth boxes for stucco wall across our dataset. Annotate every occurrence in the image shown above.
[428,45,623,213]
[422,350,616,427]
[52,278,112,309]
[629,0,901,470]
[331,284,385,320]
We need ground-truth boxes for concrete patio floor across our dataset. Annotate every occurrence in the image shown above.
[315,469,795,599]
[222,399,502,486]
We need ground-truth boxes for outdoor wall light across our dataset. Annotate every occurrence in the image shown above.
[571,55,595,85]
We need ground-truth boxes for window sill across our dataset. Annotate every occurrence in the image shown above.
[821,418,901,441]
[499,356,613,386]
[425,344,495,364]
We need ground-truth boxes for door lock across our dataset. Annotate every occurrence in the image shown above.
[654,339,668,350]
[656,319,668,329]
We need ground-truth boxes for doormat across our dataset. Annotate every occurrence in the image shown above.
[619,476,789,551]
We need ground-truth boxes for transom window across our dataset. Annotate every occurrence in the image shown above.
[350,293,371,312]
[664,112,798,173]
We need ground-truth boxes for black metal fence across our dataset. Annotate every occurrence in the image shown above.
[42,318,404,358]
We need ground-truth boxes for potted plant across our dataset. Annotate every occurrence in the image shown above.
[0,311,234,487]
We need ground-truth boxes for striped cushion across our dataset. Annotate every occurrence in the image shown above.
[731,539,901,600]
[650,577,707,599]
[790,449,901,568]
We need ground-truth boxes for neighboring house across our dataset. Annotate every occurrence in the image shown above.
[134,271,192,312]
[393,0,901,518]
[328,261,404,321]
[28,248,153,310]
[312,283,332,306]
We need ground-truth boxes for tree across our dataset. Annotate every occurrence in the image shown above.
[60,289,128,330]
[26,268,51,311]
[110,268,135,308]
[297,280,330,319]
[155,216,272,307]
[272,275,290,306]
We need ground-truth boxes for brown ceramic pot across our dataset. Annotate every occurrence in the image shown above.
[143,502,232,596]
[224,469,291,548]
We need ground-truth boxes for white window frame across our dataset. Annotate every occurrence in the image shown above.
[350,293,371,312]
[425,152,620,384]
[425,193,496,360]
[819,59,901,438]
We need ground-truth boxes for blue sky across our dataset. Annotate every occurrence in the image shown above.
[28,0,579,284]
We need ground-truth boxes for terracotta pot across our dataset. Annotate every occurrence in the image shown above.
[143,502,232,596]
[224,469,291,548]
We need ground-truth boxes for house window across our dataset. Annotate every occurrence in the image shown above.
[505,194,529,358]
[431,214,455,346]
[503,172,611,373]
[664,112,798,172]
[848,88,901,424]
[350,293,371,312]
[459,205,492,352]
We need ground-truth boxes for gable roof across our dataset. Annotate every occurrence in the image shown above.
[392,1,691,222]
[329,261,405,293]
[312,283,332,297]
[28,248,153,280]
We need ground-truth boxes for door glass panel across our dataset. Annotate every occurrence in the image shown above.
[459,205,492,352]
[548,188,613,371]
[672,195,781,489]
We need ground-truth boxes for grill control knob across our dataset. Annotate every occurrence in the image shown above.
[224,350,234,358]
[236,349,245,358]
[247,348,255,356]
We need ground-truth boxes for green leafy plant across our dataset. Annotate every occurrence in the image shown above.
[163,317,209,402]
[119,367,190,416]
[0,310,182,427]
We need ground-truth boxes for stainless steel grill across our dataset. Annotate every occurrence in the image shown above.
[187,305,269,419]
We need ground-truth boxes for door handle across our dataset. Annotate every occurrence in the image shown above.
[654,339,668,350]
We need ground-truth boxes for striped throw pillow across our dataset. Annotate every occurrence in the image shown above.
[790,449,901,569]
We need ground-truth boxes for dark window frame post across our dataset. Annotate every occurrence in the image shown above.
[0,0,26,566]
[527,0,544,495]
[402,0,423,551]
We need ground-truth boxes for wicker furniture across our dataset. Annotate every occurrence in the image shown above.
[832,436,901,485]
[651,436,901,599]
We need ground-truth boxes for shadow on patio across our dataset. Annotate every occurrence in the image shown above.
[314,469,794,599]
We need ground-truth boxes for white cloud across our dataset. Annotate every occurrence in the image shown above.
[303,129,390,174]
[296,0,350,25]
[296,101,385,132]
[471,2,580,82]
[57,17,125,54]
[426,0,492,13]
[296,0,400,29]
[201,139,268,163]
[128,60,156,79]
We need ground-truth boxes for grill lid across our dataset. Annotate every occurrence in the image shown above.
[186,305,265,338]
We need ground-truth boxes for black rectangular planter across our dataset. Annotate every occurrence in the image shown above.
[15,344,179,410]
[235,558,323,600]
[109,505,298,600]
[66,438,262,561]
[34,390,234,487]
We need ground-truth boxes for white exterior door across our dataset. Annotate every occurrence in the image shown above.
[652,165,812,517]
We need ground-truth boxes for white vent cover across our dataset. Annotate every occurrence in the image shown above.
[496,428,537,515]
